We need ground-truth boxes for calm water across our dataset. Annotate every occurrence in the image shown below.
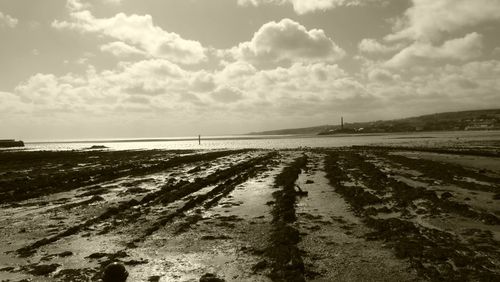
[18,131,500,151]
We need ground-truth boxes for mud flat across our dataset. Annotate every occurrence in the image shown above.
[0,145,499,281]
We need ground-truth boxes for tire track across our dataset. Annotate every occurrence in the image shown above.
[15,150,251,257]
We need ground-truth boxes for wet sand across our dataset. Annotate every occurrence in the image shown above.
[0,146,499,281]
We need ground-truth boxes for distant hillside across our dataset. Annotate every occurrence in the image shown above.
[247,109,500,135]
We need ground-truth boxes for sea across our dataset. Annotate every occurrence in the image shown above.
[14,130,500,151]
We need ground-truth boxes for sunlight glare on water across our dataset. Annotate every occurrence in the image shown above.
[20,131,500,151]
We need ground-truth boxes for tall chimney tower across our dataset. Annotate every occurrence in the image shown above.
[341,117,344,129]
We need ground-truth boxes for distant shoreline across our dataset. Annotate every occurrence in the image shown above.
[24,129,500,145]
[25,134,299,144]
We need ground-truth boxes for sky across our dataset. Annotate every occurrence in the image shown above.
[1,0,500,140]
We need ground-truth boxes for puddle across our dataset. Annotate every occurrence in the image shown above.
[208,153,297,220]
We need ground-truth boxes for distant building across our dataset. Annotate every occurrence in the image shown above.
[464,119,499,130]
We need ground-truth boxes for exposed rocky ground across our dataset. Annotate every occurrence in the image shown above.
[0,146,499,281]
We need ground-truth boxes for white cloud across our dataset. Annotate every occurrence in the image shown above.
[9,0,500,135]
[103,0,123,5]
[10,58,371,121]
[0,91,25,114]
[385,32,483,68]
[218,61,257,81]
[66,0,88,12]
[100,41,145,57]
[211,86,245,103]
[375,0,499,69]
[232,19,345,68]
[0,11,18,28]
[224,62,362,104]
[52,10,206,64]
[368,68,398,83]
[358,38,403,54]
[14,73,90,113]
[109,59,189,96]
[9,56,500,137]
[190,72,216,93]
[386,0,500,42]
[238,0,385,14]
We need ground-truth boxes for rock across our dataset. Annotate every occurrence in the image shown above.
[86,252,108,259]
[0,139,24,148]
[88,145,108,150]
[148,276,162,282]
[124,259,149,265]
[441,192,453,200]
[200,273,225,282]
[416,208,427,214]
[103,262,128,282]
[252,260,267,272]
[126,187,147,194]
[90,195,105,202]
[28,263,60,276]
[0,266,15,272]
[59,251,74,257]
[200,235,231,240]
[296,190,308,197]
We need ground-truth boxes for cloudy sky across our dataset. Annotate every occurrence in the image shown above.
[1,0,499,140]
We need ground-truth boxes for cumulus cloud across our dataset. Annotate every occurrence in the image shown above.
[190,72,216,93]
[386,0,500,42]
[52,10,206,64]
[211,86,245,103]
[14,73,92,115]
[0,91,25,114]
[247,62,347,90]
[223,62,362,105]
[360,61,500,120]
[218,61,257,81]
[8,0,498,135]
[10,58,371,122]
[9,56,500,136]
[66,0,88,12]
[385,32,483,68]
[232,19,345,68]
[368,69,398,83]
[238,0,385,14]
[0,11,18,28]
[358,38,403,54]
[373,0,500,69]
[100,41,146,57]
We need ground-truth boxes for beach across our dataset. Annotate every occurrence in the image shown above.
[0,140,499,281]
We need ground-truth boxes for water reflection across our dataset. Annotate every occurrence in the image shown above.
[20,130,500,151]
